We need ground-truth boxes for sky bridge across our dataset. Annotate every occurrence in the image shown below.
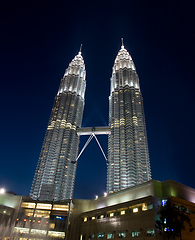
[76,126,110,163]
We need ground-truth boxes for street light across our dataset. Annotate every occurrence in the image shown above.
[0,188,5,194]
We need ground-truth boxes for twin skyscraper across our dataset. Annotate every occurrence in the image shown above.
[30,42,151,201]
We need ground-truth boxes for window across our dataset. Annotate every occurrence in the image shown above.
[107,232,114,239]
[133,208,138,213]
[84,217,87,222]
[21,202,35,209]
[97,232,104,239]
[34,210,50,218]
[30,229,47,236]
[132,230,141,237]
[147,203,153,210]
[88,234,94,240]
[142,203,147,211]
[119,232,126,238]
[121,210,125,215]
[36,203,52,210]
[52,204,69,211]
[48,231,65,238]
[110,213,114,217]
[162,199,167,206]
[147,229,155,236]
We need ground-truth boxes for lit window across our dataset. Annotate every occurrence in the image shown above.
[97,232,104,239]
[34,210,50,218]
[133,208,138,213]
[48,231,65,238]
[132,230,141,237]
[107,232,114,239]
[92,216,96,220]
[13,227,29,234]
[30,229,47,236]
[24,209,34,216]
[119,232,126,238]
[121,210,125,215]
[49,223,55,229]
[162,199,167,206]
[36,203,52,210]
[142,203,147,211]
[52,204,69,211]
[147,229,155,236]
[21,202,36,209]
[110,213,114,217]
[84,217,87,222]
[100,215,104,219]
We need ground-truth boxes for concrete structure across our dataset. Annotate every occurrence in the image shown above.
[0,192,22,239]
[30,49,86,201]
[12,197,72,239]
[107,42,151,194]
[1,180,195,239]
[68,180,195,240]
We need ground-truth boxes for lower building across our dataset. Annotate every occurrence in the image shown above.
[1,180,195,240]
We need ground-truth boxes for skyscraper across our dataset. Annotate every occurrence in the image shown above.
[107,42,151,193]
[30,50,86,201]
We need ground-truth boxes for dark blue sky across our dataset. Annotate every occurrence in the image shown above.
[0,0,195,199]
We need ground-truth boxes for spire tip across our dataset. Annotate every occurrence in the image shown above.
[121,38,124,46]
[79,44,82,54]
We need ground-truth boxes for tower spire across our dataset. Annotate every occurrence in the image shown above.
[121,38,124,48]
[79,44,82,54]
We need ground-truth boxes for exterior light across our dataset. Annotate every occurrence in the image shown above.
[84,217,87,222]
[95,195,98,200]
[104,192,107,197]
[0,188,5,194]
[23,219,27,222]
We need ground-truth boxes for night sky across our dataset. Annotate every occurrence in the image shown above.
[0,0,195,199]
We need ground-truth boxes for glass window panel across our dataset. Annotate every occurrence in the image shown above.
[13,227,30,233]
[52,204,69,211]
[21,202,35,209]
[34,210,50,218]
[107,232,114,239]
[132,230,141,237]
[147,229,155,236]
[48,231,65,238]
[24,209,34,216]
[36,203,52,210]
[97,232,104,239]
[119,232,126,238]
[30,229,47,236]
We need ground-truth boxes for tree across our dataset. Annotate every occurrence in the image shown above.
[155,199,194,240]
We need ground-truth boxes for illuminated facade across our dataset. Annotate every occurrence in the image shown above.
[107,43,151,193]
[30,50,86,201]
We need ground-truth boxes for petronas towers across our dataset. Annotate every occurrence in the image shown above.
[30,51,86,201]
[30,42,151,201]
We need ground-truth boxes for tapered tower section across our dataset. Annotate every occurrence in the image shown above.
[30,50,86,201]
[107,43,151,193]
